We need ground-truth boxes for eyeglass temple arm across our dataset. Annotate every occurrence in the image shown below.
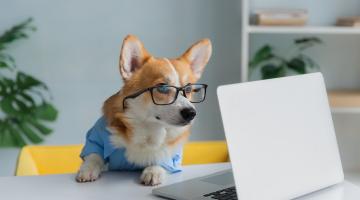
[122,88,151,109]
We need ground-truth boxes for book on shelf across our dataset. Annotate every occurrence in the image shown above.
[328,90,360,108]
[336,16,360,27]
[255,9,308,26]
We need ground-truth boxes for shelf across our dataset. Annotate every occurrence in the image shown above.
[331,107,360,114]
[328,90,360,113]
[248,26,360,35]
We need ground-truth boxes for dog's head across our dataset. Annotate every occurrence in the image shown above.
[105,35,211,130]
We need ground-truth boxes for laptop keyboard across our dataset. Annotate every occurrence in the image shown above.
[203,186,237,199]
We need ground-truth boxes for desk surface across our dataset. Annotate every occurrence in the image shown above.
[1,162,360,200]
[0,163,230,200]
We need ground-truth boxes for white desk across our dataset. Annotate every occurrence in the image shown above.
[0,163,229,200]
[1,162,360,200]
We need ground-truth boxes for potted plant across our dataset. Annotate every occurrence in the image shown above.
[249,37,322,80]
[0,18,58,147]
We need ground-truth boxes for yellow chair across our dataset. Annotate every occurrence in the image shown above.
[16,141,228,176]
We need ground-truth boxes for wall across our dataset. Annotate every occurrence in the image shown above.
[0,0,242,175]
[1,0,360,177]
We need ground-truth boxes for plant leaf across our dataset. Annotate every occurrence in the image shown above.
[295,37,322,45]
[299,54,320,69]
[287,58,306,74]
[16,72,46,90]
[261,64,286,79]
[0,18,35,51]
[17,92,36,107]
[0,81,6,96]
[1,78,16,94]
[0,97,19,116]
[33,103,58,121]
[0,53,16,69]
[7,123,26,147]
[15,96,32,112]
[0,95,32,116]
[17,122,43,143]
[0,128,16,147]
[0,61,9,68]
[0,122,6,146]
[27,118,52,135]
[250,45,273,68]
[294,37,323,51]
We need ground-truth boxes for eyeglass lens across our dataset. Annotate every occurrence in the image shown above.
[184,84,205,103]
[152,85,178,105]
[152,84,205,105]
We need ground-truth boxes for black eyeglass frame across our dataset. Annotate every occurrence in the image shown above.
[122,83,208,109]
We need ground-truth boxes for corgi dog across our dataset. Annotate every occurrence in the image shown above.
[76,35,212,186]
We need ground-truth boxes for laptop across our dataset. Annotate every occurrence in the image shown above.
[152,73,360,200]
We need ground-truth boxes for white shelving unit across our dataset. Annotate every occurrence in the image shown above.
[248,26,360,35]
[240,0,360,113]
[240,0,360,185]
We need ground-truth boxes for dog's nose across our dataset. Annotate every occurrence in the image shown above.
[180,107,196,122]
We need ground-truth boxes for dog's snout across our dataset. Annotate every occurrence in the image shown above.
[180,107,196,122]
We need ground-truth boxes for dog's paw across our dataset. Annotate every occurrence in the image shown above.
[76,165,101,183]
[140,166,166,186]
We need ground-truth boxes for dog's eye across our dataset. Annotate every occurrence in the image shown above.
[156,85,170,94]
[184,86,192,94]
[192,87,202,93]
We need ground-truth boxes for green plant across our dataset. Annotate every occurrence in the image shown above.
[0,18,58,147]
[249,37,322,79]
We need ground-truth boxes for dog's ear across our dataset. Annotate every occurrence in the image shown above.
[119,35,149,81]
[180,38,212,80]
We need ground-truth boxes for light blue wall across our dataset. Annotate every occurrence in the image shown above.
[0,0,242,176]
[0,0,242,147]
[3,0,358,176]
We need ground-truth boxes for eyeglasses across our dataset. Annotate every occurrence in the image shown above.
[123,83,208,109]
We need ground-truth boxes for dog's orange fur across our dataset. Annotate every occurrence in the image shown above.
[103,35,210,148]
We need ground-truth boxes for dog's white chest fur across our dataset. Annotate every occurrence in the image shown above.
[109,121,185,166]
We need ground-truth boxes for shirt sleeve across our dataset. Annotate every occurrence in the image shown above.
[80,126,105,160]
[160,149,183,174]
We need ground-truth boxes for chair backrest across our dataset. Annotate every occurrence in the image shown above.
[16,145,83,176]
[182,141,229,165]
[16,141,228,176]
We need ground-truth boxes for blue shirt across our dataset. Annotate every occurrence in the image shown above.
[80,117,182,173]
